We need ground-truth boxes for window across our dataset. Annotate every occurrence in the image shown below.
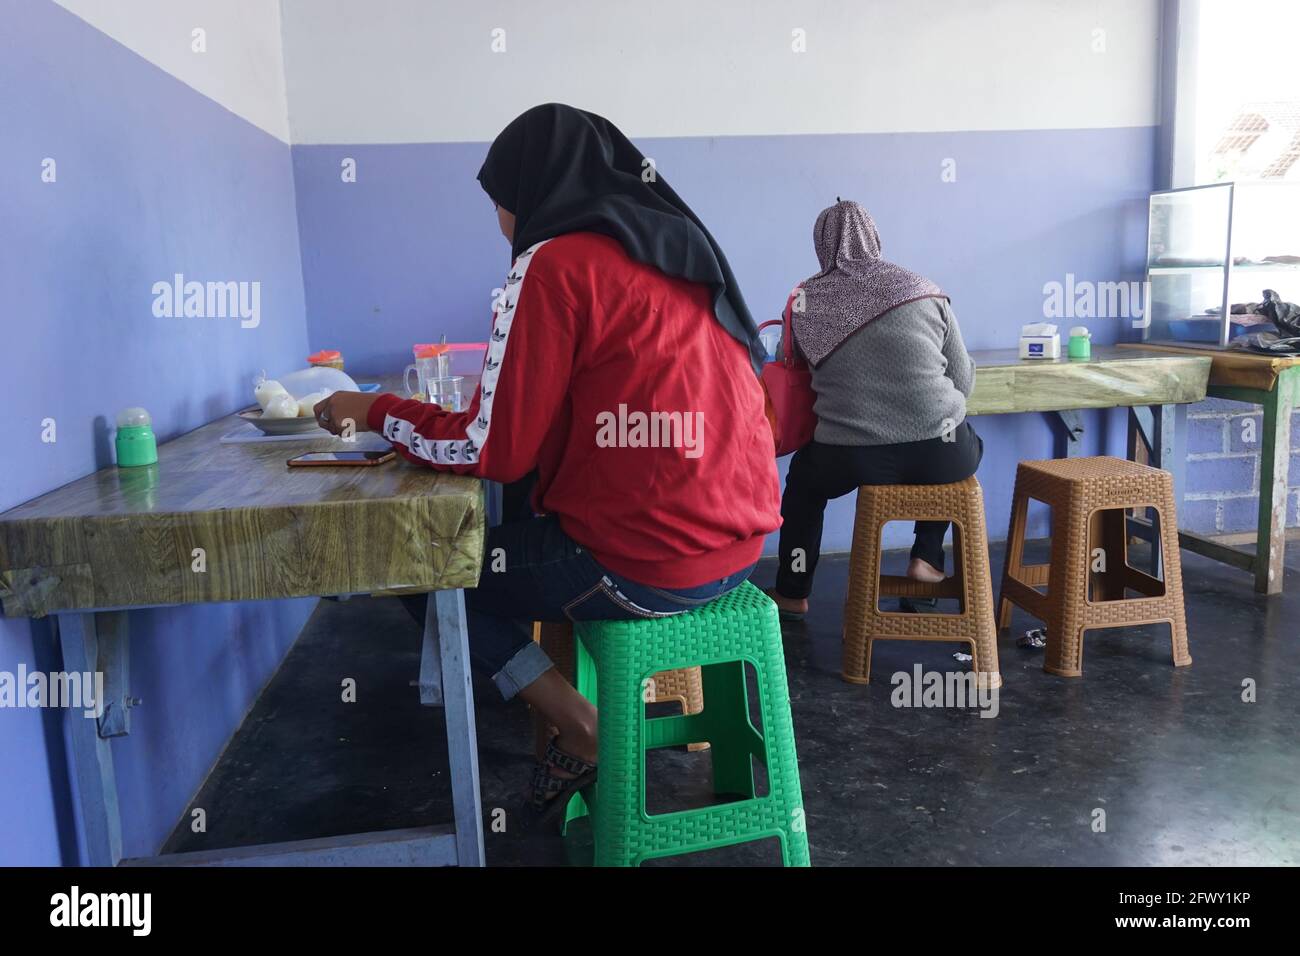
[1192,1,1300,185]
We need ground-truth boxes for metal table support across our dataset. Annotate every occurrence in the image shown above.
[58,590,485,868]
[1126,403,1184,577]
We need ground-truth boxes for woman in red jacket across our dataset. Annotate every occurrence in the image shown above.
[315,104,780,820]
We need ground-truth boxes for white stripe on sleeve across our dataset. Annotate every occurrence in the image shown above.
[381,240,550,465]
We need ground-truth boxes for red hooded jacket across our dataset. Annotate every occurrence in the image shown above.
[367,231,781,588]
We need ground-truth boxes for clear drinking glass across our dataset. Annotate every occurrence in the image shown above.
[426,376,464,411]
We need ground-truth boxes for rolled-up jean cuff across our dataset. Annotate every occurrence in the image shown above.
[490,640,555,701]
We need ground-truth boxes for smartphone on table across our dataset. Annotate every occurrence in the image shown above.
[287,451,396,467]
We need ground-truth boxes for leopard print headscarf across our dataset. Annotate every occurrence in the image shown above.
[791,201,946,368]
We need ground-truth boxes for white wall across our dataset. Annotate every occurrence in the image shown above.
[280,0,1161,144]
[53,0,291,141]
[50,0,1162,145]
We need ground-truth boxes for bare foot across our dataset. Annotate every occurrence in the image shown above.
[907,557,946,583]
[555,724,598,768]
[764,588,808,617]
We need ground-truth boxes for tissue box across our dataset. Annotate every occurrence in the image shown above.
[1020,334,1060,359]
[1019,323,1060,359]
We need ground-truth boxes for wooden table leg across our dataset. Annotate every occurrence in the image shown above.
[1127,404,1182,577]
[428,589,485,867]
[1048,409,1085,458]
[1149,404,1180,577]
[56,612,123,867]
[1255,367,1297,594]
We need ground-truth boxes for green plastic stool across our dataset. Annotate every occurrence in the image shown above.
[565,581,811,866]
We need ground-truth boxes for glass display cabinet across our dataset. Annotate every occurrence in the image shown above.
[1144,183,1234,347]
[1144,182,1300,348]
[1229,181,1300,325]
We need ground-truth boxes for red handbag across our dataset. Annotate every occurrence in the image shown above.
[760,288,817,457]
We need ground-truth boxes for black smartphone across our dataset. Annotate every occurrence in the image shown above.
[287,450,396,467]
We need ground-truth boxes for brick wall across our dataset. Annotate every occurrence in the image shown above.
[1183,398,1300,534]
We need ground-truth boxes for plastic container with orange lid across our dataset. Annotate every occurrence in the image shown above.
[406,345,451,398]
[307,349,345,371]
[414,344,451,378]
[414,342,488,376]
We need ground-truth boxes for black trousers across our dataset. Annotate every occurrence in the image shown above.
[775,420,984,599]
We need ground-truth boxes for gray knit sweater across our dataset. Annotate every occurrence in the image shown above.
[790,297,975,446]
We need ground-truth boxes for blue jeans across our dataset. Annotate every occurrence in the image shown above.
[405,514,756,700]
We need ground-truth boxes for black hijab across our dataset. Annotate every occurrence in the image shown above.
[477,103,766,375]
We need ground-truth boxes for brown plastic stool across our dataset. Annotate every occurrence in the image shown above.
[842,476,1002,689]
[531,621,709,756]
[997,456,1191,678]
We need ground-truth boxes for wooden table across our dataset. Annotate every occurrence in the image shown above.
[966,346,1212,578]
[0,377,488,867]
[967,346,1210,419]
[967,345,1210,466]
[1119,342,1300,594]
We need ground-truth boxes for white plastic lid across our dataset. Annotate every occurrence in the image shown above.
[116,406,152,428]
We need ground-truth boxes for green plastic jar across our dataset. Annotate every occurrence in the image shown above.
[115,407,158,467]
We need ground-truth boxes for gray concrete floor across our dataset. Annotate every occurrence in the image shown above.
[164,540,1300,866]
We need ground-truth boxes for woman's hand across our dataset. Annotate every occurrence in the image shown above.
[313,391,381,436]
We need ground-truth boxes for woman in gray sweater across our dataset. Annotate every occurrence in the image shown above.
[769,200,982,619]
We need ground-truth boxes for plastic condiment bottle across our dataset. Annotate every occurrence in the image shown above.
[1067,326,1092,360]
[115,407,158,467]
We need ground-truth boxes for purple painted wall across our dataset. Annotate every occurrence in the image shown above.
[0,0,314,863]
[292,126,1155,549]
[8,0,1244,869]
[293,128,1158,370]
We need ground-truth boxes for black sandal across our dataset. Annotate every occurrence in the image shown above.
[527,738,597,829]
[1018,627,1048,648]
